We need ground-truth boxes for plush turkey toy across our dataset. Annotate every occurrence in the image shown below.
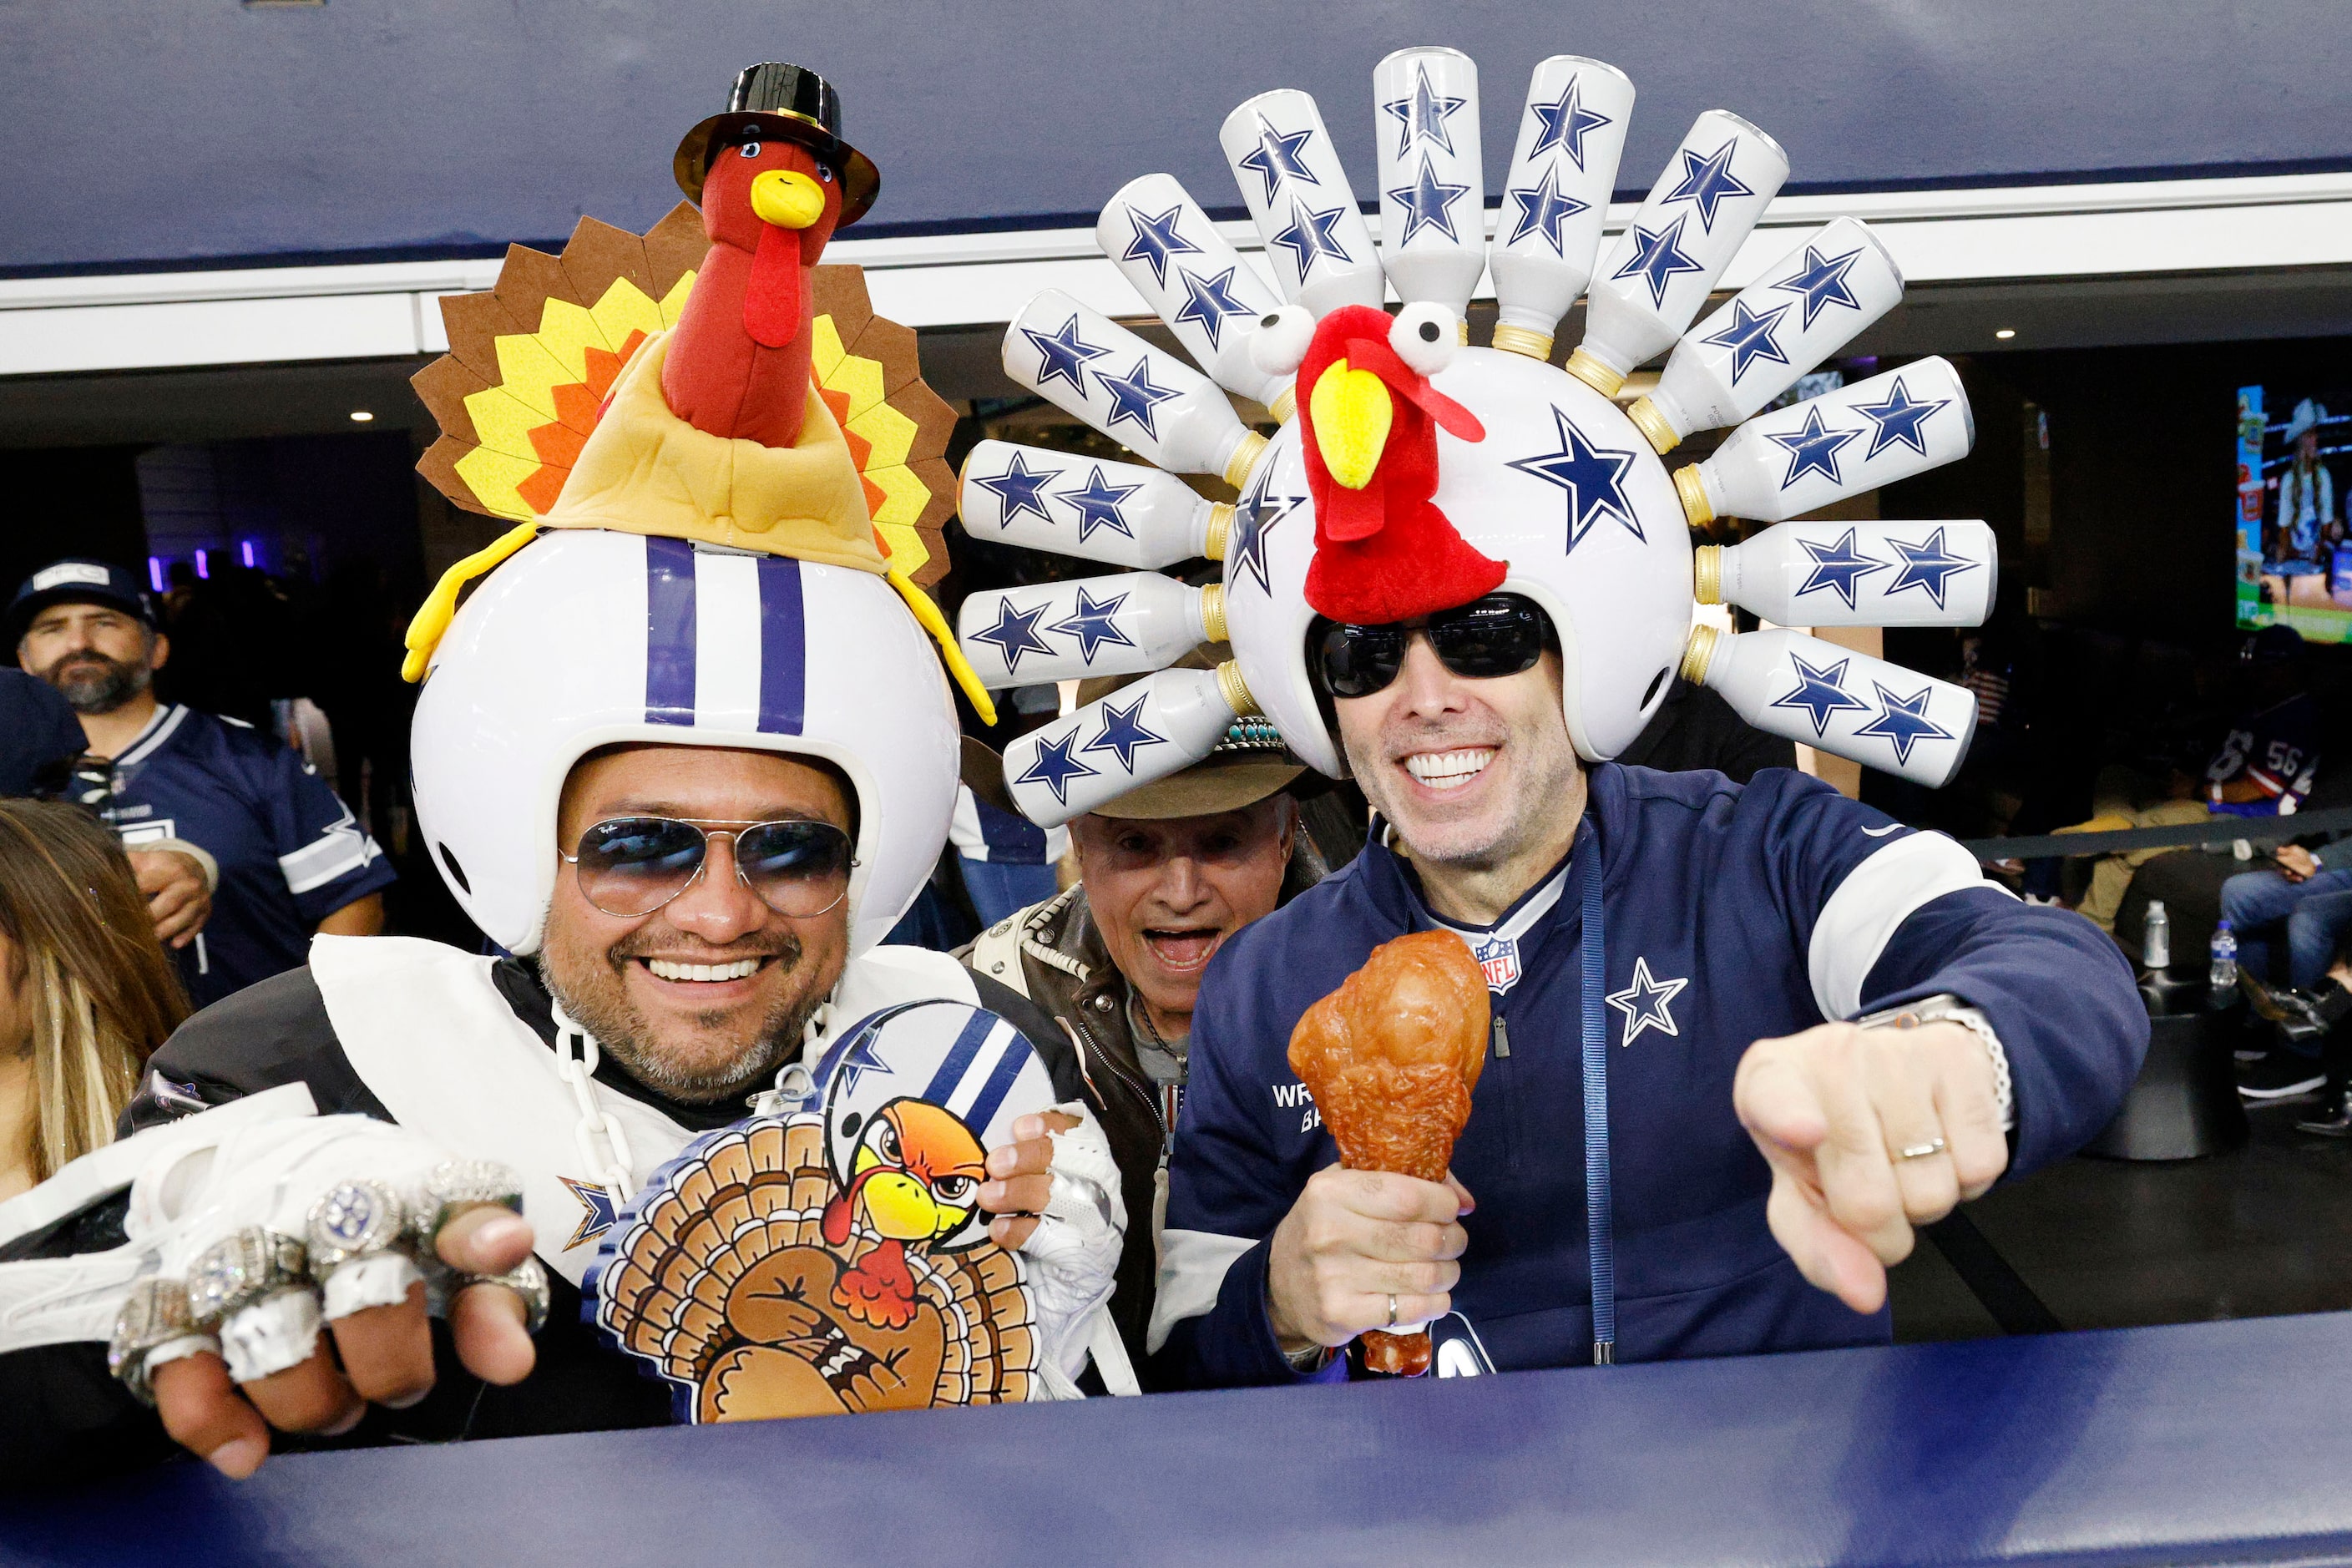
[1286,302,1506,625]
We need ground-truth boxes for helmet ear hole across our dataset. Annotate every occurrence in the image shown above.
[1388,303,1459,377]
[1641,665,1671,711]
[436,842,471,895]
[1249,305,1315,377]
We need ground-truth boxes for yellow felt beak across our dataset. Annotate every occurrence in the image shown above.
[750,169,827,230]
[1308,358,1393,491]
[857,1167,959,1243]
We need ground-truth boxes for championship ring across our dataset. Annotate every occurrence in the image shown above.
[109,1275,198,1406]
[468,1254,551,1337]
[306,1179,409,1272]
[185,1227,309,1332]
[414,1159,525,1246]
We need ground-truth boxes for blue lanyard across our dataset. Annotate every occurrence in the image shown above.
[1577,830,1616,1365]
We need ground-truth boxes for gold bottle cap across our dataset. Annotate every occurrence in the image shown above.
[1223,431,1271,490]
[1626,396,1682,455]
[1199,583,1227,643]
[1680,623,1720,686]
[1215,660,1259,718]
[1456,318,1471,346]
[1673,463,1716,527]
[1269,385,1297,425]
[1203,502,1236,562]
[1693,544,1722,606]
[1564,347,1627,398]
[1490,324,1555,362]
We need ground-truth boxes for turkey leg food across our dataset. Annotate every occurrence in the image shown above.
[1287,928,1490,1374]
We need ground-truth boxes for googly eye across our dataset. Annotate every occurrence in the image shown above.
[1389,303,1459,377]
[737,141,763,159]
[815,163,834,183]
[1249,304,1315,378]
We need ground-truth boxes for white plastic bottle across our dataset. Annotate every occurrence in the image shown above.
[2208,918,2237,997]
[1002,665,1253,827]
[1218,89,1386,319]
[958,442,1234,569]
[1681,624,1978,788]
[1372,47,1485,320]
[1488,55,1635,362]
[958,572,1224,689]
[1673,358,1974,525]
[1697,518,1997,628]
[2143,900,2172,972]
[1096,173,1293,415]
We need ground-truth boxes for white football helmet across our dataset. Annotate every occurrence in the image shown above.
[411,529,959,957]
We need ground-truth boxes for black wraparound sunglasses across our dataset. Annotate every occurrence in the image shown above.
[560,817,854,920]
[1314,594,1555,700]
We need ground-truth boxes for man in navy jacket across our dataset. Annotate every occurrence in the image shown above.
[1150,625,2146,1386]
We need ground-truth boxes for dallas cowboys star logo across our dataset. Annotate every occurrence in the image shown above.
[1660,139,1753,231]
[1702,298,1793,384]
[1122,204,1201,288]
[1016,731,1099,806]
[1380,63,1469,157]
[1854,681,1954,765]
[1767,406,1863,489]
[1508,407,1642,549]
[1529,73,1611,169]
[1505,164,1590,255]
[1232,460,1304,595]
[1020,314,1108,396]
[1611,215,1705,309]
[1606,956,1689,1046]
[1793,527,1891,610]
[1769,653,1871,736]
[1057,465,1141,545]
[827,1031,894,1095]
[1385,154,1469,245]
[1852,375,1950,459]
[971,450,1055,527]
[1771,244,1865,329]
[1884,526,1978,609]
[1095,356,1181,440]
[969,596,1058,674]
[1270,199,1352,276]
[1047,584,1135,665]
[559,1175,619,1251]
[1081,694,1167,773]
[1237,118,1318,204]
[1173,266,1252,349]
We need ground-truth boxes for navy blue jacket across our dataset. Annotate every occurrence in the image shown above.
[1154,765,2145,1388]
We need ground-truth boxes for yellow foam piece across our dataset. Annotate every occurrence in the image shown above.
[529,297,604,389]
[588,276,666,354]
[461,385,556,463]
[658,271,696,327]
[846,398,915,469]
[888,569,994,726]
[453,445,541,522]
[826,351,887,422]
[488,331,577,421]
[1309,359,1393,490]
[866,463,928,528]
[809,314,845,381]
[875,515,930,578]
[401,519,540,681]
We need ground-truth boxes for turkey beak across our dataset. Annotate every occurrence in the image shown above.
[1308,357,1394,491]
[750,169,827,230]
[859,1170,943,1242]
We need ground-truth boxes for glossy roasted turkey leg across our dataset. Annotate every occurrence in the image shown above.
[1287,928,1490,1374]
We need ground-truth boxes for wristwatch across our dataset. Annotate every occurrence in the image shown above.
[1854,994,2014,1132]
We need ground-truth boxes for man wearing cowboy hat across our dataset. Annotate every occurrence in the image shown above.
[964,650,1328,1376]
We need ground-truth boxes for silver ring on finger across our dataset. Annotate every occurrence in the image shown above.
[1896,1136,1950,1161]
[414,1159,525,1247]
[306,1178,411,1272]
[1386,1292,1399,1329]
[109,1275,202,1406]
[447,1253,549,1336]
[185,1227,310,1333]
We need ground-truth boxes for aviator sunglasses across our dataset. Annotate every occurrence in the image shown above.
[1315,594,1554,700]
[560,817,855,920]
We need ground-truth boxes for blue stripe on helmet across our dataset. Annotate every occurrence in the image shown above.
[922,1008,999,1105]
[756,554,806,736]
[644,537,697,726]
[961,1031,1037,1136]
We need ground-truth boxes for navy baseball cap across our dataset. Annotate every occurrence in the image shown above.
[7,559,155,645]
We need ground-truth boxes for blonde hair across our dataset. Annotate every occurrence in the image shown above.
[0,801,188,1181]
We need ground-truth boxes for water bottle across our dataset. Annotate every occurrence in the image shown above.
[2209,919,2239,1000]
[2142,899,2171,973]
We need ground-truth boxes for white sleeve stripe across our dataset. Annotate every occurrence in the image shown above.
[1148,1227,1256,1354]
[280,828,380,894]
[1808,831,2010,1021]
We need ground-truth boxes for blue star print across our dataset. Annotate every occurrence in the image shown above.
[1770,245,1865,330]
[1095,357,1181,441]
[1529,73,1611,169]
[1237,119,1317,205]
[1793,528,1891,610]
[1057,466,1141,545]
[1020,314,1108,396]
[1380,63,1468,157]
[1770,653,1872,736]
[1172,266,1252,349]
[971,450,1055,527]
[1081,694,1168,773]
[1015,731,1100,807]
[1884,526,1978,609]
[1270,200,1352,276]
[1611,215,1705,309]
[1508,407,1643,549]
[1122,204,1201,288]
[1851,375,1950,459]
[1768,406,1863,489]
[559,1176,619,1251]
[827,1032,894,1095]
[1702,298,1793,384]
[1385,155,1470,245]
[1047,584,1136,665]
[1659,139,1753,231]
[1505,164,1590,255]
[1854,681,1954,765]
[1606,956,1689,1046]
[969,597,1058,674]
[1231,461,1303,596]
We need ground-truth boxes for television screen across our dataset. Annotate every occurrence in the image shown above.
[2239,384,2352,643]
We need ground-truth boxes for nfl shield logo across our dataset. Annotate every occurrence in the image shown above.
[1473,934,1520,994]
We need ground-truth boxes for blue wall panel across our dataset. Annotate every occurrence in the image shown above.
[3,1,2347,272]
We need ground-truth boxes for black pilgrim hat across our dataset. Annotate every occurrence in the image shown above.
[672,63,882,227]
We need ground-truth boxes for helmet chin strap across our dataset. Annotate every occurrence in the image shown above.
[549,997,638,1205]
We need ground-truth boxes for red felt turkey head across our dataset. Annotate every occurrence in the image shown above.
[699,138,844,348]
[1280,303,1505,625]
